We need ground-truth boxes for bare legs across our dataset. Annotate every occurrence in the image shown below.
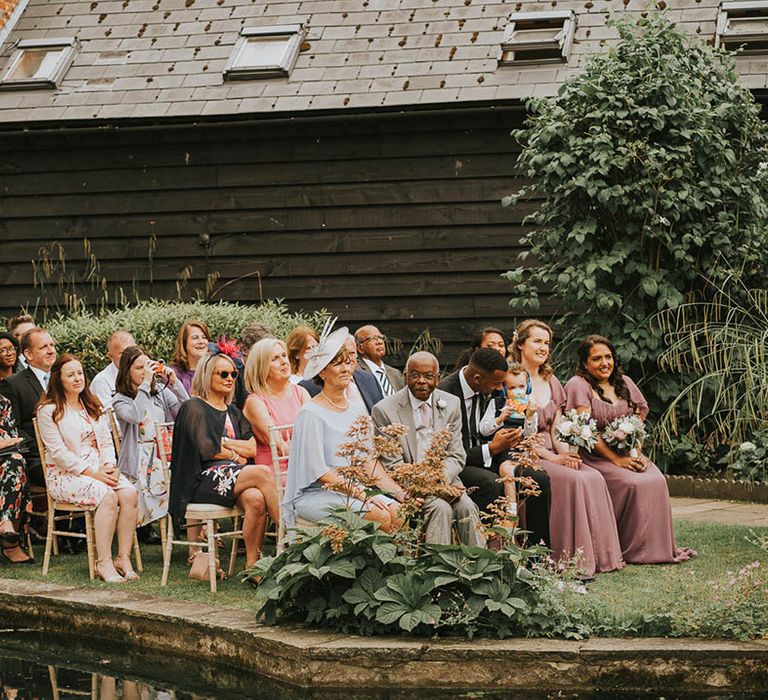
[94,488,139,581]
[498,460,518,513]
[113,487,139,579]
[233,465,279,524]
[235,487,267,568]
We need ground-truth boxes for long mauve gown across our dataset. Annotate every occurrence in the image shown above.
[565,375,695,565]
[536,376,624,577]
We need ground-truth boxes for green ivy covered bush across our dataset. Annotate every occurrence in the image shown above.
[44,299,321,378]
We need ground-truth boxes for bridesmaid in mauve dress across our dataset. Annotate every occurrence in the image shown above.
[565,335,696,565]
[511,320,624,578]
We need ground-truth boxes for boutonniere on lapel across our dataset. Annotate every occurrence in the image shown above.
[435,398,447,410]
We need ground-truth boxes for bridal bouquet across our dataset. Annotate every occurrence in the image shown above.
[602,414,646,458]
[555,409,599,452]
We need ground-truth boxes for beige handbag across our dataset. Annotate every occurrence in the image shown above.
[188,551,226,582]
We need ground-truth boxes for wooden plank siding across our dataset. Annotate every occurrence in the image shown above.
[0,105,552,367]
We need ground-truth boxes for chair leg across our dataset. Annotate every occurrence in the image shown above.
[133,533,143,573]
[42,503,55,576]
[85,511,96,581]
[161,519,174,587]
[160,515,167,551]
[227,515,239,577]
[206,518,217,593]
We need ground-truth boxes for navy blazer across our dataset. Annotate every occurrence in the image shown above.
[299,367,384,414]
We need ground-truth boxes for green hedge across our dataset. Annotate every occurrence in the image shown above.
[44,299,323,379]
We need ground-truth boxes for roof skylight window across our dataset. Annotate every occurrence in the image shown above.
[224,25,305,80]
[716,1,768,53]
[500,11,575,65]
[0,37,76,89]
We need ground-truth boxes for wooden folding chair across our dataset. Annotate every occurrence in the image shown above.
[267,423,292,554]
[156,421,243,593]
[33,418,97,580]
[106,407,142,572]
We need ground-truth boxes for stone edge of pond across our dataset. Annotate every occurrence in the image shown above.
[0,577,766,693]
[667,475,768,503]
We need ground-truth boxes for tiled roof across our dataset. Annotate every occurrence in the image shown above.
[0,0,763,124]
[0,0,26,45]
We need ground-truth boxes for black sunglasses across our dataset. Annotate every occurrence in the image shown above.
[215,370,239,379]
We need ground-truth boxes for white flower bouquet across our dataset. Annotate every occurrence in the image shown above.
[602,414,646,458]
[555,409,599,452]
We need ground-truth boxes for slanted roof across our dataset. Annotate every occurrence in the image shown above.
[0,0,763,125]
[0,0,27,46]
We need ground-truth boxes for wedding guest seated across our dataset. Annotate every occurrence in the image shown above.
[37,354,140,582]
[565,335,696,565]
[286,325,319,384]
[284,324,404,533]
[239,322,275,360]
[90,330,136,407]
[6,315,35,369]
[372,351,485,547]
[169,320,212,395]
[169,351,280,569]
[112,345,189,535]
[299,335,384,414]
[243,338,310,466]
[354,324,404,398]
[0,328,58,487]
[0,395,32,564]
[0,333,21,380]
[439,348,552,548]
[453,326,510,372]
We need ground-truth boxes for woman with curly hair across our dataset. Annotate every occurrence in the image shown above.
[565,335,695,565]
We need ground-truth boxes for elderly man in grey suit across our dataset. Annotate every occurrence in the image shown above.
[371,351,485,547]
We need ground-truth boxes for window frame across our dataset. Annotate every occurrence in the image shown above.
[716,1,768,53]
[0,36,77,90]
[499,10,575,66]
[224,24,305,80]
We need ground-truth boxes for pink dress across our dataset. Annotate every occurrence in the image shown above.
[565,375,695,565]
[249,385,305,466]
[536,376,624,577]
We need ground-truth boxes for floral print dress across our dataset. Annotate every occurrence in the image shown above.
[0,396,32,541]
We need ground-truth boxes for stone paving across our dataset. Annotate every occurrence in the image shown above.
[671,496,768,528]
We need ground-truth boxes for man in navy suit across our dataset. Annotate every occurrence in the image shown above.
[300,334,384,413]
[0,327,57,486]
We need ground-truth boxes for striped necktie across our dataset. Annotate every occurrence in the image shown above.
[376,367,394,396]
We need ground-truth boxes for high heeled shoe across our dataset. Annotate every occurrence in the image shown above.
[95,559,125,583]
[113,559,140,581]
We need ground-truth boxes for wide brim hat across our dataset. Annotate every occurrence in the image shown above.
[302,318,349,381]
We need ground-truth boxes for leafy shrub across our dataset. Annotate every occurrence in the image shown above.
[247,510,591,639]
[503,12,768,413]
[44,299,323,378]
[718,430,768,483]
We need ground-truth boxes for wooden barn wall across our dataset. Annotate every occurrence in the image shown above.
[0,105,551,367]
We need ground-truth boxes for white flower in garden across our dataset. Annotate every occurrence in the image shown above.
[658,216,670,226]
[739,441,757,452]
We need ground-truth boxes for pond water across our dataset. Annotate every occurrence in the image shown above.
[0,631,758,700]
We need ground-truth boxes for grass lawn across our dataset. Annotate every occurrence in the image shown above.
[1,519,766,636]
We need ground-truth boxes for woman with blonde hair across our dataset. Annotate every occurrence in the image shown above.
[169,351,280,569]
[511,320,624,579]
[169,320,212,395]
[243,338,310,466]
[37,354,139,582]
[285,325,319,384]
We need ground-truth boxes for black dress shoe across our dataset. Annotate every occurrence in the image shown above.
[136,524,162,545]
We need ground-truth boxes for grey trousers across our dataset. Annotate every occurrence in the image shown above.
[422,493,486,547]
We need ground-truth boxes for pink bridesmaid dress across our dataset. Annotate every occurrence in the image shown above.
[250,384,305,467]
[536,376,624,577]
[565,375,695,565]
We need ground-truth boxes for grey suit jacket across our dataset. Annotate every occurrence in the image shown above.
[371,387,465,484]
[357,358,405,393]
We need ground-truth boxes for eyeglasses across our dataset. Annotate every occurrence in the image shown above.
[215,370,239,379]
[406,371,437,381]
[359,334,386,344]
[0,346,17,356]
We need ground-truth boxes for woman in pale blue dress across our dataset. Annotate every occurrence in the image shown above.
[283,324,405,532]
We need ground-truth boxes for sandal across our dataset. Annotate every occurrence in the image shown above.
[95,559,125,583]
[0,531,21,548]
[113,559,140,581]
[1,545,33,565]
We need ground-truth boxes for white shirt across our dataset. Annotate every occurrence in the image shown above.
[29,364,50,391]
[362,357,391,395]
[18,355,28,370]
[407,390,433,462]
[90,362,119,407]
[457,368,491,467]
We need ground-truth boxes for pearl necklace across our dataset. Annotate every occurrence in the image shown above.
[321,390,348,411]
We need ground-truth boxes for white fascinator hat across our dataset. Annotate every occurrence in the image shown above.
[302,317,349,381]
